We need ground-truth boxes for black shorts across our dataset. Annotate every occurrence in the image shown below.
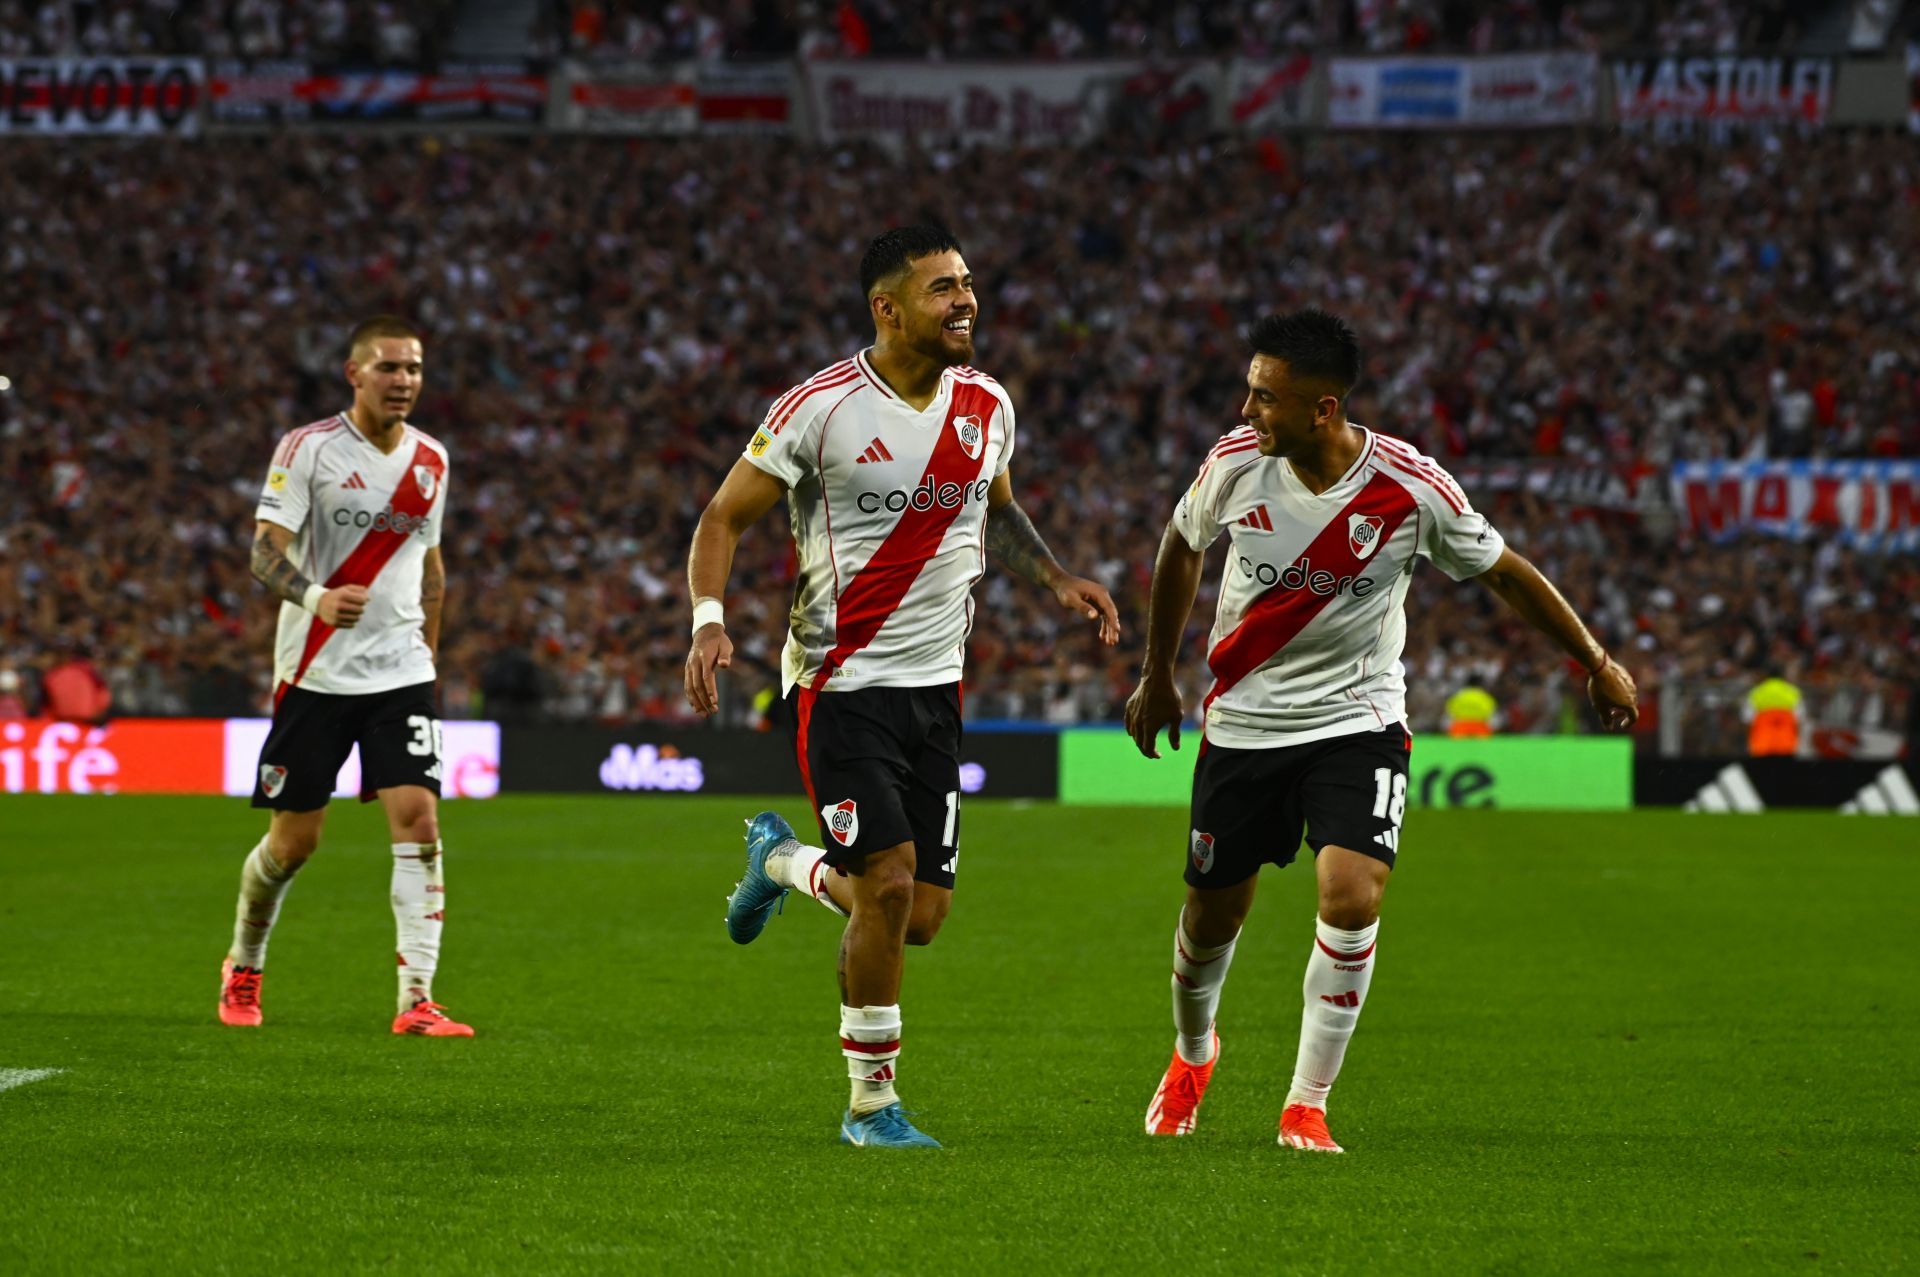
[785,683,962,890]
[1185,725,1412,888]
[252,681,442,811]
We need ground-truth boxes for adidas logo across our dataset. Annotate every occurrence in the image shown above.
[1683,763,1764,813]
[1840,765,1920,815]
[341,472,368,490]
[855,438,895,465]
[1319,990,1360,1008]
[1235,504,1275,532]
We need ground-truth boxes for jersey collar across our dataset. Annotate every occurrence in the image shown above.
[1282,426,1375,498]
[856,349,952,420]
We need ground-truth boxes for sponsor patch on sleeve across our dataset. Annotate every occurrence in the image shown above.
[748,429,773,458]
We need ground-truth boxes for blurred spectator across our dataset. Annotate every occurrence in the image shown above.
[0,667,30,719]
[0,0,459,66]
[41,645,111,724]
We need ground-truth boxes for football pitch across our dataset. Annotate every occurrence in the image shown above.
[1,796,1914,1275]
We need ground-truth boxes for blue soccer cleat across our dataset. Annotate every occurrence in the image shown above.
[840,1104,942,1149]
[725,811,796,945]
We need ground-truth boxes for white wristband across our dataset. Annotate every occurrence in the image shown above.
[691,597,725,635]
[301,583,327,614]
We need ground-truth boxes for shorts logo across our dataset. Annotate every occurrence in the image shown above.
[823,798,860,848]
[952,414,984,460]
[1348,514,1385,559]
[260,765,288,799]
[749,428,773,457]
[1190,829,1215,874]
[413,465,440,501]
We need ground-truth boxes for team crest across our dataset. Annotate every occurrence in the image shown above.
[1348,514,1385,560]
[260,765,288,799]
[952,414,984,461]
[823,798,861,848]
[1189,830,1215,874]
[413,465,439,501]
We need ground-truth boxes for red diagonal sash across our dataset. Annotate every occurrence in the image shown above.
[810,384,997,691]
[1202,471,1417,722]
[286,439,444,692]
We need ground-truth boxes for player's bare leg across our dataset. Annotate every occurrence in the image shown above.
[381,784,470,1037]
[835,841,938,1148]
[1147,875,1256,1134]
[220,808,325,1026]
[1281,845,1389,1152]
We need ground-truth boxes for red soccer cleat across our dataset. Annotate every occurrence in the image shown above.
[1278,1103,1344,1153]
[219,958,264,1027]
[1145,1033,1219,1136]
[392,1000,474,1037]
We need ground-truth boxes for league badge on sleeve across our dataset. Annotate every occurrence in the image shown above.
[822,798,861,848]
[1348,513,1385,560]
[749,428,773,457]
[413,465,440,501]
[952,414,984,461]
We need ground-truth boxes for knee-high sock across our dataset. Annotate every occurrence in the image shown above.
[228,838,296,969]
[1171,916,1237,1065]
[841,1003,902,1116]
[770,841,850,918]
[392,841,445,1011]
[1286,917,1379,1112]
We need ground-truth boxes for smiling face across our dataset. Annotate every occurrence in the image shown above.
[871,249,976,367]
[1242,354,1343,457]
[346,336,424,430]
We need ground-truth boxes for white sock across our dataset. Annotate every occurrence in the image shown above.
[1171,915,1237,1065]
[769,841,849,918]
[392,841,445,1011]
[840,1003,902,1116]
[1286,916,1380,1112]
[228,838,296,969]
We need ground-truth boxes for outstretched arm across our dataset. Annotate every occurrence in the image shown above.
[985,470,1120,645]
[684,459,789,716]
[1124,521,1205,758]
[1475,546,1637,731]
[251,521,365,628]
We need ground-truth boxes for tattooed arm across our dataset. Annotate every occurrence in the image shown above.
[420,546,445,659]
[984,471,1120,645]
[252,521,366,628]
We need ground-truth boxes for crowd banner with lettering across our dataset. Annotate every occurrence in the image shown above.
[1610,54,1834,133]
[804,60,1167,144]
[554,62,793,134]
[1450,460,1653,511]
[0,57,202,134]
[1327,53,1596,128]
[207,62,546,124]
[1670,460,1920,551]
[1228,55,1314,130]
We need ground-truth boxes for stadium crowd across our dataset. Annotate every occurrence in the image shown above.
[1,0,461,63]
[1,130,1915,746]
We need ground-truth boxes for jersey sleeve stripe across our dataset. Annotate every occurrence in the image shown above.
[1377,453,1466,515]
[1375,438,1469,508]
[770,365,861,436]
[278,419,344,468]
[762,360,856,432]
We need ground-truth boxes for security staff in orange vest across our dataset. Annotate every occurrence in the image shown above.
[1445,686,1497,737]
[1745,677,1801,756]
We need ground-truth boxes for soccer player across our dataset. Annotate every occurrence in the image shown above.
[684,226,1120,1148]
[1126,310,1637,1151]
[217,315,471,1038]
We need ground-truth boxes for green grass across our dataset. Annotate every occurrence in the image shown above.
[0,796,1915,1275]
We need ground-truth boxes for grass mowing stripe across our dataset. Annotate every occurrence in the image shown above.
[0,1067,65,1092]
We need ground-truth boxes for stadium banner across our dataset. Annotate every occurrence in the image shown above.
[1450,459,1654,511]
[1326,53,1597,128]
[1610,54,1834,133]
[207,62,546,124]
[220,719,500,800]
[1228,56,1314,131]
[1669,460,1920,551]
[0,57,203,135]
[497,725,1059,799]
[553,62,793,134]
[1059,731,1630,810]
[803,59,1211,144]
[2,718,224,795]
[1637,757,1919,813]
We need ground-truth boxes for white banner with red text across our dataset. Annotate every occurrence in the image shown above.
[553,61,793,134]
[1327,52,1597,128]
[1670,460,1920,551]
[0,57,202,134]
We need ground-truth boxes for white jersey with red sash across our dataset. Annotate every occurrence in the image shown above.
[1172,426,1503,749]
[743,351,1015,695]
[254,413,448,700]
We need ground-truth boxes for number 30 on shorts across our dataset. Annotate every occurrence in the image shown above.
[1370,767,1406,853]
[406,715,444,761]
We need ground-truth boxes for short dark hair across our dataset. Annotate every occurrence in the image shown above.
[347,315,422,359]
[859,225,964,297]
[1246,309,1361,396]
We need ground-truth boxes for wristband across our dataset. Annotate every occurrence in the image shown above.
[691,597,725,635]
[1588,653,1610,676]
[301,583,327,614]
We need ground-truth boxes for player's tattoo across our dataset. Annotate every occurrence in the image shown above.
[985,500,1064,588]
[420,553,445,606]
[250,527,315,605]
